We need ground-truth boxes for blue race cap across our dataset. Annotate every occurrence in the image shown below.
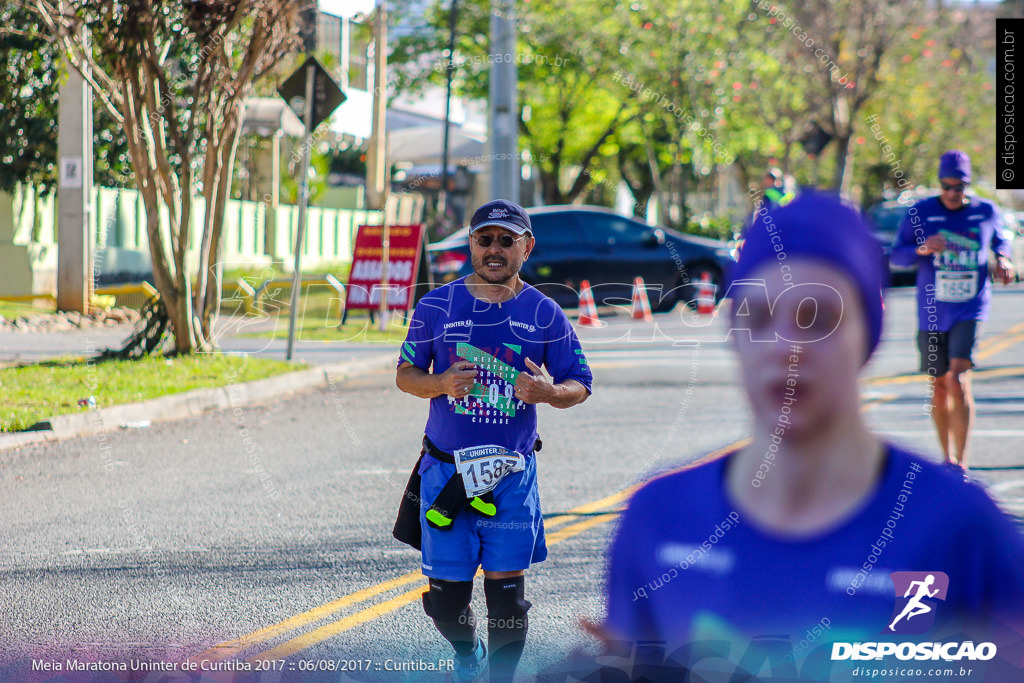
[938,150,971,183]
[469,199,532,235]
[729,191,885,361]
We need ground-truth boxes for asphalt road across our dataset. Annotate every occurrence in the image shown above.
[2,284,1024,682]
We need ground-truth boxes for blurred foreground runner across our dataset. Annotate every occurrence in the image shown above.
[574,193,1024,683]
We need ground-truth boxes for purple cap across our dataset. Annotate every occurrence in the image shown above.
[938,150,971,183]
[469,199,532,235]
[729,192,885,361]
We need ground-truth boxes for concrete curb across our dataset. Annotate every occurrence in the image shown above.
[0,352,396,454]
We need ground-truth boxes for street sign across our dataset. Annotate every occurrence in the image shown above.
[281,56,347,360]
[277,57,347,131]
[801,121,832,157]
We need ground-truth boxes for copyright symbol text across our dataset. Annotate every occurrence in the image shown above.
[1003,169,1015,182]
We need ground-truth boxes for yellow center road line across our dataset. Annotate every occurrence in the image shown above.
[198,322,1024,662]
[861,365,1024,387]
[860,394,899,411]
[190,571,426,664]
[252,583,431,662]
[204,471,663,663]
[977,321,1024,351]
[543,486,641,530]
[861,320,1024,386]
[861,373,930,386]
[972,366,1024,380]
[250,510,626,662]
[240,439,756,663]
[544,512,620,545]
[200,384,961,662]
[978,332,1024,361]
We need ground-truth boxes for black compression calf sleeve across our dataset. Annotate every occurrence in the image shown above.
[484,576,531,683]
[422,578,478,658]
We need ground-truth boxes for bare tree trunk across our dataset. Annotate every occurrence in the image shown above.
[200,105,243,345]
[122,78,189,351]
[540,164,563,205]
[644,137,665,223]
[832,133,853,194]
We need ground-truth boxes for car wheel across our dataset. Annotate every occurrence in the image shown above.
[681,263,722,311]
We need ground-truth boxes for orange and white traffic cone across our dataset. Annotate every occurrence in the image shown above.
[631,276,653,322]
[577,280,602,327]
[696,272,716,315]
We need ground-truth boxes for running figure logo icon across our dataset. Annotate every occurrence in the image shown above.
[885,571,949,634]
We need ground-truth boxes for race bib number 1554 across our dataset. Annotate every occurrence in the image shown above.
[935,270,977,302]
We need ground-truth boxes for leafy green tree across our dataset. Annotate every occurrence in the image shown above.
[0,3,131,194]
[390,0,640,204]
[27,0,312,354]
[0,3,59,194]
[854,13,997,204]
[765,0,925,193]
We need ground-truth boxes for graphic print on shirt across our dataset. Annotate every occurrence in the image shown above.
[933,228,981,302]
[448,342,526,425]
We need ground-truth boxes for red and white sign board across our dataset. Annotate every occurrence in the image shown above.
[345,224,426,312]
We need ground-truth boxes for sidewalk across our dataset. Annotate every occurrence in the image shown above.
[0,315,400,451]
[0,315,400,367]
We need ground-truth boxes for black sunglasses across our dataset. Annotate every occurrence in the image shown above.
[472,233,526,248]
[940,181,967,193]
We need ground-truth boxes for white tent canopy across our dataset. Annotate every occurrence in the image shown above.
[387,125,486,165]
[241,97,305,138]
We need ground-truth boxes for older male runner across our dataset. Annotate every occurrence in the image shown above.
[394,199,592,682]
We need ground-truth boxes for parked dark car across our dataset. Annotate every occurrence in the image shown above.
[865,199,917,286]
[428,205,736,312]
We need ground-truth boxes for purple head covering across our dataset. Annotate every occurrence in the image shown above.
[938,150,971,183]
[729,191,885,361]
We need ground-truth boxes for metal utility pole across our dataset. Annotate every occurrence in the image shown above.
[57,37,93,313]
[285,64,315,362]
[439,0,458,221]
[489,0,518,201]
[366,2,388,211]
[285,5,319,362]
[370,2,392,331]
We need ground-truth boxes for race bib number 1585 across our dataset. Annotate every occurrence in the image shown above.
[453,445,525,497]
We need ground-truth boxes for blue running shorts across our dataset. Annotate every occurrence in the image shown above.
[419,453,547,580]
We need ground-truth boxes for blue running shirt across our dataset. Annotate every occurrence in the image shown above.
[399,277,593,456]
[606,447,1024,646]
[892,196,1011,331]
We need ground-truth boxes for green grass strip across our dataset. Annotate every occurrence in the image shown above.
[0,354,305,433]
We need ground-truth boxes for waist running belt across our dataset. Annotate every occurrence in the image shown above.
[391,436,541,549]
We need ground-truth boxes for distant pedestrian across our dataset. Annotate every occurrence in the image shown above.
[394,199,592,682]
[891,150,1016,472]
[761,167,795,210]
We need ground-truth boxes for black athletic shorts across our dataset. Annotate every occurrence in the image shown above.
[917,319,980,377]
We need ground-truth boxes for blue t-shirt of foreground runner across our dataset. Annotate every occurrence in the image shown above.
[891,196,1011,332]
[605,446,1024,678]
[399,277,593,456]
